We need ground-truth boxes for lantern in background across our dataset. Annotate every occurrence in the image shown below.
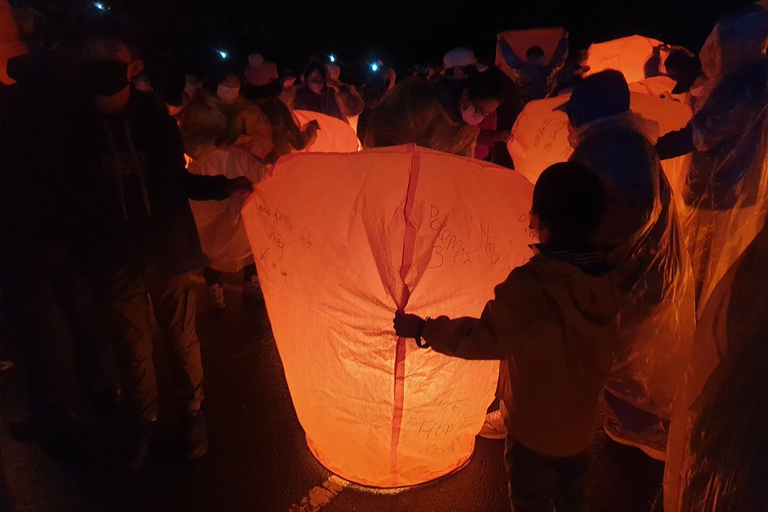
[241,144,535,487]
[495,27,567,81]
[292,109,361,153]
[188,147,266,273]
[584,35,664,84]
[0,0,27,85]
[507,92,691,209]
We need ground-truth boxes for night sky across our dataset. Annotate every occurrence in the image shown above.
[18,0,756,82]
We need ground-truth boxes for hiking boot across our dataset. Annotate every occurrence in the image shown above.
[207,283,225,310]
[478,408,507,440]
[603,415,667,461]
[242,275,262,299]
[183,409,208,460]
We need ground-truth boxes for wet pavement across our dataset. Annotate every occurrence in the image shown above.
[0,279,664,512]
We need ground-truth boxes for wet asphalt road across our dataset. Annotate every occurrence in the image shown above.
[0,280,664,512]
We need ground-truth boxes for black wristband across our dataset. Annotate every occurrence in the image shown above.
[415,318,430,348]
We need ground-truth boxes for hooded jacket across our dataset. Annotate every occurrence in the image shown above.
[290,82,364,124]
[66,91,232,276]
[363,76,480,157]
[423,252,621,457]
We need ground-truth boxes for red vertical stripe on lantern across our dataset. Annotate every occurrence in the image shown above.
[391,145,422,486]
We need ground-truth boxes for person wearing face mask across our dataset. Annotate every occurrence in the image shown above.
[288,60,364,125]
[179,72,272,309]
[0,36,126,447]
[240,55,319,162]
[364,70,504,158]
[55,21,253,470]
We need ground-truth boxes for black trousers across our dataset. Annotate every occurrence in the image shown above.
[103,266,203,422]
[505,438,591,512]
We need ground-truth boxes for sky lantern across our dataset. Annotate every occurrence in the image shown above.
[507,92,692,210]
[495,27,567,79]
[0,0,27,85]
[241,144,535,487]
[188,147,266,272]
[292,109,361,153]
[584,35,664,84]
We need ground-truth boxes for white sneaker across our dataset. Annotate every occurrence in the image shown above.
[478,408,507,439]
[603,415,667,461]
[243,275,261,299]
[207,283,225,310]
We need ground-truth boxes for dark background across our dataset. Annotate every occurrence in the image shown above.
[14,0,756,83]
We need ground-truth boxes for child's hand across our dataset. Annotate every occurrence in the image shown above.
[393,311,425,339]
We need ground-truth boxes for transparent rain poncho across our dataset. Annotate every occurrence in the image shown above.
[571,128,696,420]
[180,94,270,272]
[683,59,768,313]
[664,218,768,512]
[363,77,480,158]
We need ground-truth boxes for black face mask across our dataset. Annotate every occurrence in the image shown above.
[82,59,130,97]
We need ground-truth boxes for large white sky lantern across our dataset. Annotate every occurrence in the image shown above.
[242,145,535,487]
[585,35,664,84]
[292,109,361,153]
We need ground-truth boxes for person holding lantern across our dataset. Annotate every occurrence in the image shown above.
[286,60,364,126]
[66,21,253,469]
[180,71,273,309]
[363,70,504,158]
[498,32,569,102]
[241,53,320,162]
[395,162,620,512]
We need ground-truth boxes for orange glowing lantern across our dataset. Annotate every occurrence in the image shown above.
[241,144,535,487]
[495,27,567,80]
[0,0,27,85]
[507,93,692,209]
[584,35,664,84]
[292,109,361,153]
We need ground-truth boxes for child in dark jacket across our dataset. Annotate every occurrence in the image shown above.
[395,162,620,512]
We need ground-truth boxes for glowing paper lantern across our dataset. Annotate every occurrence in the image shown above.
[292,109,361,153]
[495,27,566,80]
[0,0,26,85]
[188,147,266,273]
[507,93,692,204]
[628,75,681,98]
[242,144,535,487]
[585,35,664,84]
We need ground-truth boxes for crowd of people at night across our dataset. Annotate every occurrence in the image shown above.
[1,0,767,511]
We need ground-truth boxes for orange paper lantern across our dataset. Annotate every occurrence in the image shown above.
[292,109,361,153]
[584,35,664,84]
[241,145,535,487]
[0,0,26,85]
[495,27,567,81]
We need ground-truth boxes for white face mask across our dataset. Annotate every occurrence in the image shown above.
[461,103,486,125]
[217,84,240,102]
